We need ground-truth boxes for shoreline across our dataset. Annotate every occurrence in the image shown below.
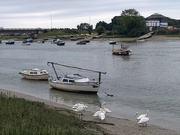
[0,88,180,135]
[92,35,180,42]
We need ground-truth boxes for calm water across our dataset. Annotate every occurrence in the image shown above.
[0,39,180,131]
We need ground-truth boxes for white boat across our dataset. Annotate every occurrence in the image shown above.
[51,39,65,46]
[109,41,116,45]
[47,62,106,93]
[112,44,132,56]
[19,68,49,80]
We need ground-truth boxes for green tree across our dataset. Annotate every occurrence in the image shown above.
[96,26,105,35]
[121,9,140,16]
[95,21,112,30]
[112,9,146,37]
[77,23,93,34]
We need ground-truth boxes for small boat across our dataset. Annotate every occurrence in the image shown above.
[56,40,65,46]
[76,40,86,45]
[19,68,49,80]
[109,41,116,45]
[23,38,33,43]
[112,44,132,56]
[47,62,106,93]
[6,40,15,45]
[52,39,65,46]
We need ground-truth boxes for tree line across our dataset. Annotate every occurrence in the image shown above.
[77,9,180,37]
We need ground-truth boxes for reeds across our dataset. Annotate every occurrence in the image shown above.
[0,92,101,135]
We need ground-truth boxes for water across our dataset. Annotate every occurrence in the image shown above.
[0,40,180,131]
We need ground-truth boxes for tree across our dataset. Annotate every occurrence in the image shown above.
[96,26,105,35]
[112,9,146,37]
[77,23,92,30]
[121,9,140,16]
[95,21,112,31]
[77,23,93,34]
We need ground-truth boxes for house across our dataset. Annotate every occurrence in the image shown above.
[146,13,169,31]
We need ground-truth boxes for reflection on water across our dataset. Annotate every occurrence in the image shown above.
[49,89,101,110]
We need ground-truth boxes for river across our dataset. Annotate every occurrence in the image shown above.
[0,39,180,131]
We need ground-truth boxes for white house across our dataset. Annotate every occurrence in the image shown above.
[146,13,168,31]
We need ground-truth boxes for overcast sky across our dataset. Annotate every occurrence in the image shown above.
[0,0,180,29]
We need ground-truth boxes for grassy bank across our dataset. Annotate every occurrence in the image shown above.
[0,93,103,135]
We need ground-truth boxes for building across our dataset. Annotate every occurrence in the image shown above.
[146,13,169,31]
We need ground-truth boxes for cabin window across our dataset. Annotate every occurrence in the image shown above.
[30,72,37,74]
[63,79,68,82]
[69,80,75,83]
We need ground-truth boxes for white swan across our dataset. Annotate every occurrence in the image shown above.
[72,103,87,109]
[101,102,111,113]
[138,116,150,126]
[72,103,87,119]
[136,110,149,122]
[93,108,106,121]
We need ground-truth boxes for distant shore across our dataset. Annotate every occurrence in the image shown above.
[94,35,180,42]
[0,88,180,135]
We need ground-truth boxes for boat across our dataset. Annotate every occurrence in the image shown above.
[51,39,65,46]
[56,40,65,46]
[23,38,33,43]
[5,40,15,45]
[109,41,116,45]
[47,62,106,93]
[19,68,49,80]
[112,44,132,56]
[76,40,86,45]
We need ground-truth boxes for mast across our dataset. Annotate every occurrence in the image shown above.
[47,62,106,83]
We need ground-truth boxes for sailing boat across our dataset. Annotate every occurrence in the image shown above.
[47,62,106,93]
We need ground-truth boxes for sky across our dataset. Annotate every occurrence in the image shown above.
[0,0,180,29]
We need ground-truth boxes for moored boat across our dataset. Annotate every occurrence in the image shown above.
[5,40,15,45]
[19,68,49,80]
[47,62,106,93]
[76,40,86,45]
[109,41,116,45]
[112,44,132,56]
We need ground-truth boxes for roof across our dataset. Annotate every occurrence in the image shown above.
[146,13,168,19]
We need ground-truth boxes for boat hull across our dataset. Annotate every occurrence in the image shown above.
[112,49,131,56]
[49,80,99,93]
[20,73,48,80]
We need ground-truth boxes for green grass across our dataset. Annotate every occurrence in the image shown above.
[0,93,102,135]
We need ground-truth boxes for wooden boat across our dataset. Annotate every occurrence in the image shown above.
[47,62,106,93]
[19,68,49,80]
[112,44,132,56]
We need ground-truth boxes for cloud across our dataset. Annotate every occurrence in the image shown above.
[0,0,179,28]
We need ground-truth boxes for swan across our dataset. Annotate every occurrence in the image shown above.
[101,102,111,113]
[136,110,149,122]
[93,108,106,121]
[138,116,150,126]
[72,103,87,119]
[72,103,87,109]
